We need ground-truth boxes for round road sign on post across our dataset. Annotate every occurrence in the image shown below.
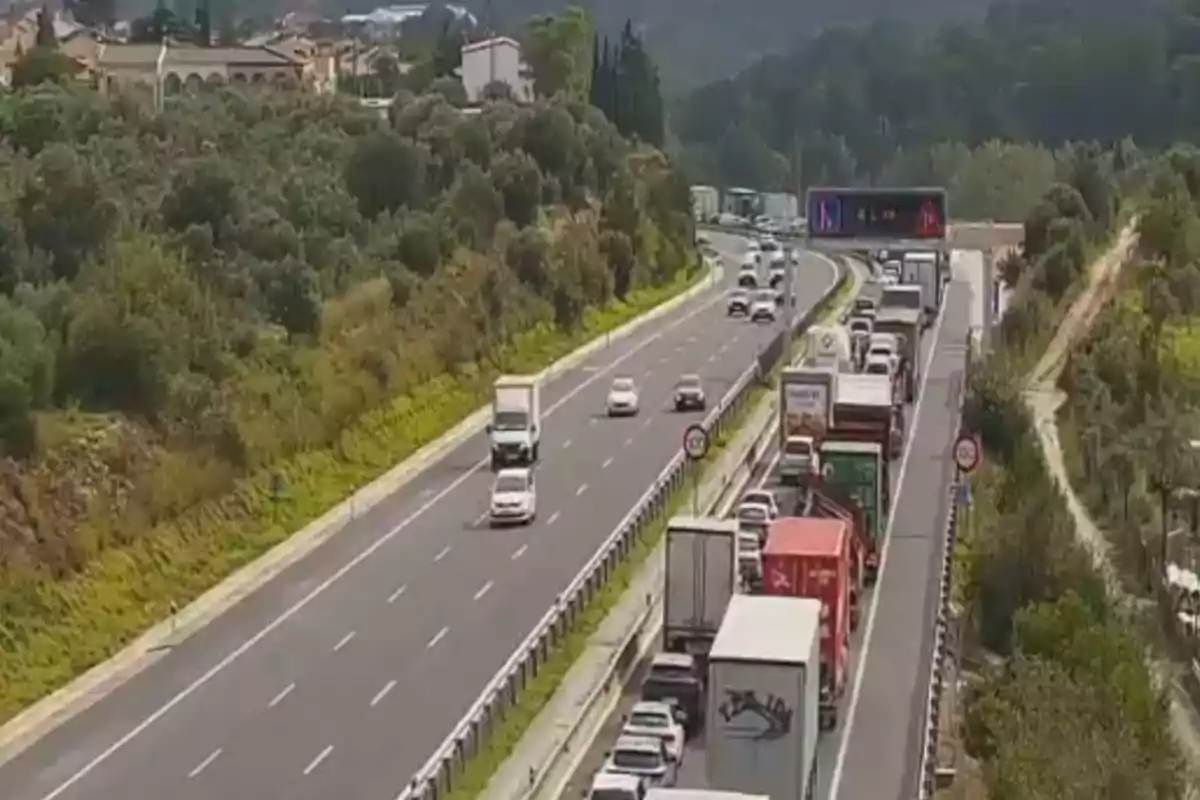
[953,433,981,474]
[683,424,710,461]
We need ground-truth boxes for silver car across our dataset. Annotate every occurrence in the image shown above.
[606,377,640,417]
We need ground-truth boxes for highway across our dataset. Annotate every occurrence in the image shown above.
[0,236,841,800]
[560,262,972,800]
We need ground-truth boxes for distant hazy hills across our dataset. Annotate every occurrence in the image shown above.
[480,0,991,90]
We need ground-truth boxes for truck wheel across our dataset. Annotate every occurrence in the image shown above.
[532,443,539,461]
[490,453,499,471]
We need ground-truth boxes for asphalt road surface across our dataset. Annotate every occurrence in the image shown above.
[561,269,971,800]
[0,241,840,800]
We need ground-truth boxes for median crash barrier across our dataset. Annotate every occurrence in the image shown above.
[915,337,974,799]
[494,394,782,800]
[698,221,1025,252]
[508,258,867,800]
[394,260,850,800]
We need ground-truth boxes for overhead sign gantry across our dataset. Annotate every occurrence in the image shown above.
[804,186,950,255]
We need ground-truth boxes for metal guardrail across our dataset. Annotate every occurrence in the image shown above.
[916,337,974,799]
[516,395,782,800]
[395,263,850,800]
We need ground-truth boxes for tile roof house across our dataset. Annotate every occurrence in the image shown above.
[95,41,304,94]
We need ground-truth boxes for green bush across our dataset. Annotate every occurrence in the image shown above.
[0,270,700,722]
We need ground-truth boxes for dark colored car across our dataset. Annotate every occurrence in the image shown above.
[641,653,704,736]
[673,374,706,411]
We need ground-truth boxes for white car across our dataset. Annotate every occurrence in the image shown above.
[738,529,764,583]
[602,734,677,787]
[622,701,686,764]
[737,501,772,538]
[587,772,647,800]
[607,377,640,417]
[727,288,750,316]
[739,488,780,518]
[749,290,777,323]
[489,468,536,526]
[779,434,819,484]
[864,353,893,377]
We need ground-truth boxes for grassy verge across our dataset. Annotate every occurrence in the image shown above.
[0,268,709,725]
[439,267,857,799]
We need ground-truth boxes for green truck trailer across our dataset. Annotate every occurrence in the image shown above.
[820,439,886,584]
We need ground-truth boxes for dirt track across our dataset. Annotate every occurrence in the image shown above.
[1020,221,1200,778]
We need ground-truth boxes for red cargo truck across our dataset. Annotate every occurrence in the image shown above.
[761,517,852,730]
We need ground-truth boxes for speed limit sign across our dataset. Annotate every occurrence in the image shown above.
[683,424,710,461]
[953,434,981,473]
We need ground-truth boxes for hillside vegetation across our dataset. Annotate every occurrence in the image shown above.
[0,82,695,720]
[675,0,1182,219]
[955,154,1188,796]
[1058,148,1200,636]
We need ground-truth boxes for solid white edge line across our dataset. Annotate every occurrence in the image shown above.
[31,259,735,800]
[826,285,952,798]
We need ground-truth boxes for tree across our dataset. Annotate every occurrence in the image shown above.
[71,0,116,27]
[522,7,593,102]
[35,6,56,48]
[17,145,116,282]
[10,47,78,89]
[491,151,542,228]
[345,132,429,218]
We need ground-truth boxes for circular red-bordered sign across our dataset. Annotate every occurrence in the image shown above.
[683,424,710,461]
[953,434,981,473]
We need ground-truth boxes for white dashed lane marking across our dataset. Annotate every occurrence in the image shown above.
[302,745,333,776]
[268,683,294,708]
[187,748,221,779]
[370,680,396,708]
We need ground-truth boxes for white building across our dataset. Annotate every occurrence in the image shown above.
[460,36,532,104]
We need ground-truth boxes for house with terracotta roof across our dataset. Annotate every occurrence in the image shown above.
[94,41,305,94]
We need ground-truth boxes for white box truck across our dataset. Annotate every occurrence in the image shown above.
[691,185,720,223]
[901,251,940,319]
[760,192,799,222]
[706,595,821,800]
[663,517,739,666]
[488,375,540,469]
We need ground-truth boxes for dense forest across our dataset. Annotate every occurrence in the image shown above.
[478,0,1046,89]
[956,154,1190,796]
[674,0,1192,210]
[0,44,694,718]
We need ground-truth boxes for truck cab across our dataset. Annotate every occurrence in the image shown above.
[880,285,927,328]
[488,375,541,469]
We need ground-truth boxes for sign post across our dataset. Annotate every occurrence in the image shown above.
[953,433,981,546]
[683,423,711,516]
[953,433,981,475]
